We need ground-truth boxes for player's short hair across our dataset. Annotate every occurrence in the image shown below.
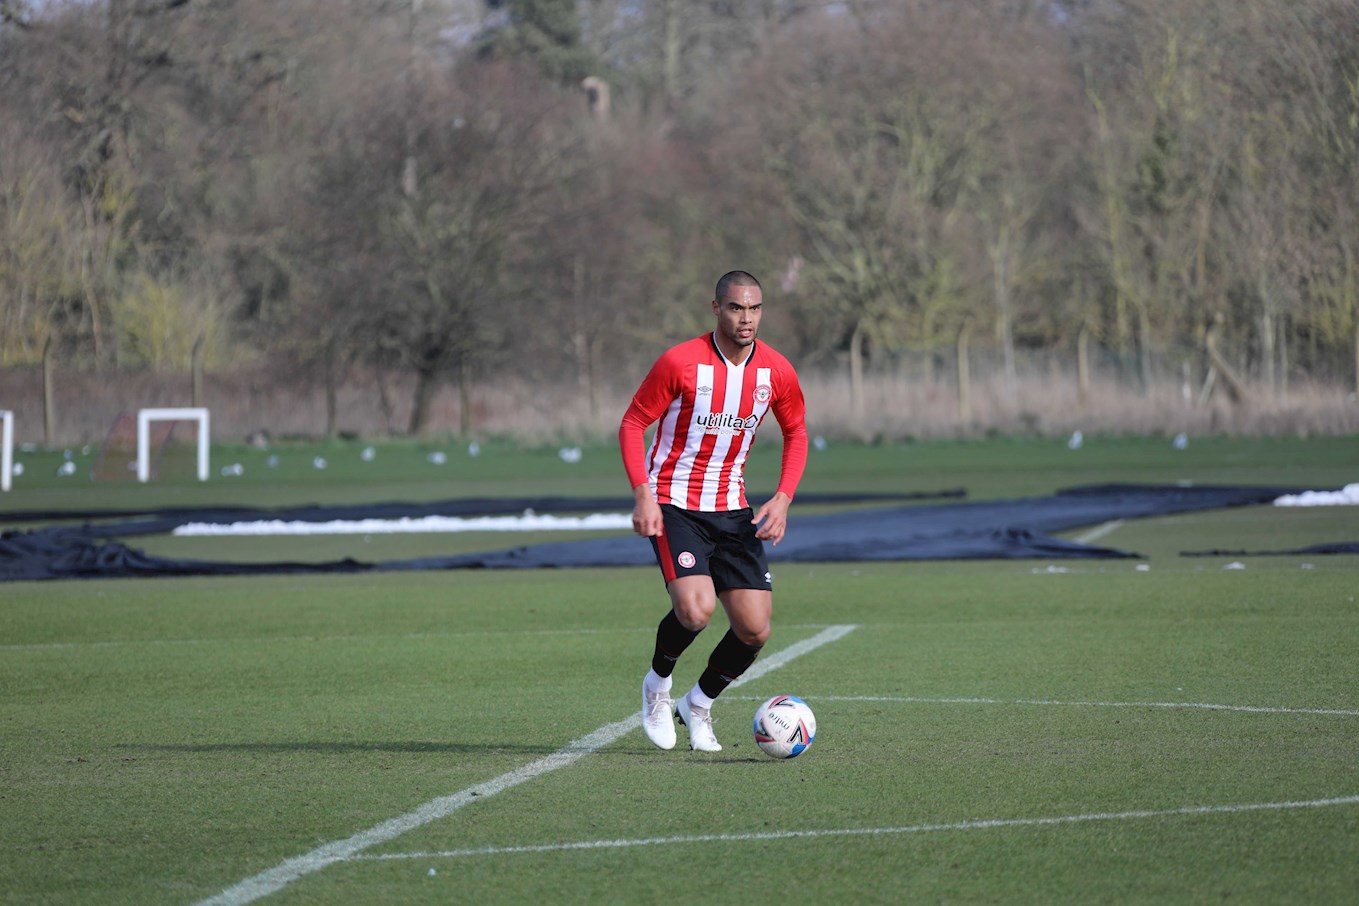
[715,270,761,301]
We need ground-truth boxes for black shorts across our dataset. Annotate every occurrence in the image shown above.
[649,504,772,593]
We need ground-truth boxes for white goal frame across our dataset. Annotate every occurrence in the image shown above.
[1,410,12,492]
[137,407,210,482]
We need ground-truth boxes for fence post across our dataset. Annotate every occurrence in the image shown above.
[192,334,205,407]
[1077,323,1091,406]
[43,337,55,447]
[956,319,972,423]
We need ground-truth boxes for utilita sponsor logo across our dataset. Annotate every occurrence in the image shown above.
[697,412,759,434]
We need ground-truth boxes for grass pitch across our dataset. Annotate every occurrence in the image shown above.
[1,435,1356,903]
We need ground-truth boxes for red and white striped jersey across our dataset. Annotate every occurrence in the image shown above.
[619,333,808,512]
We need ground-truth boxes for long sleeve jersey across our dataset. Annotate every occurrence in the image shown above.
[618,332,808,512]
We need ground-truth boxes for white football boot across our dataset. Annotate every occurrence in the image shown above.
[675,692,722,752]
[641,680,677,750]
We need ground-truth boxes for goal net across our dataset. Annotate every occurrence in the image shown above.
[93,408,209,482]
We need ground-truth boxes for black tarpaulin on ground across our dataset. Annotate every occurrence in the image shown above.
[0,529,370,581]
[1181,542,1359,557]
[0,483,1322,582]
[414,483,1308,570]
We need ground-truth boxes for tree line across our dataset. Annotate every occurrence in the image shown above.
[2,0,1356,435]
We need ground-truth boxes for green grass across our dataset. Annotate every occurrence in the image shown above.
[6,433,1357,509]
[1,436,1357,903]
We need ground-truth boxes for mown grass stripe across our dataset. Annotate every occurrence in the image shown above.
[194,624,857,906]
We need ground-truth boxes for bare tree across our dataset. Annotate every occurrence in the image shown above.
[722,5,1066,423]
[0,126,75,366]
[4,0,1359,439]
[301,56,585,435]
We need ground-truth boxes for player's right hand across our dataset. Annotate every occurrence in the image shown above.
[631,487,664,537]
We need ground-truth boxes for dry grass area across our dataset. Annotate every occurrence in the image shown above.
[803,371,1359,441]
[1,364,1356,447]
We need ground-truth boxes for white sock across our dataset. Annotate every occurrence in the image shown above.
[687,685,715,711]
[645,669,672,695]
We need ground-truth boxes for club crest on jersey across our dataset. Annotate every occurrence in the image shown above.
[753,384,772,404]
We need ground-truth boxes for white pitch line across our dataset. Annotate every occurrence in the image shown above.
[193,624,857,906]
[1074,519,1124,544]
[356,795,1359,863]
[805,695,1359,717]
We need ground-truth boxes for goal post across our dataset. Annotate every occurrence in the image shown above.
[137,407,210,482]
[1,410,12,492]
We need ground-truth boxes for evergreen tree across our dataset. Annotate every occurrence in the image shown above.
[479,0,600,84]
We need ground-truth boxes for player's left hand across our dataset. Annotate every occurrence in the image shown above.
[752,492,793,546]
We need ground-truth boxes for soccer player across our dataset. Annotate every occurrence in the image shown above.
[619,270,809,751]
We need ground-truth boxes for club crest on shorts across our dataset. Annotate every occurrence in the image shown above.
[753,384,772,404]
[677,551,696,569]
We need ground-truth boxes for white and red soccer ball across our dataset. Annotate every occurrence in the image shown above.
[753,695,816,759]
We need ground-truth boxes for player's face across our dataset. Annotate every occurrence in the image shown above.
[712,285,763,349]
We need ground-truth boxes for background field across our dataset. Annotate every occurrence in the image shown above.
[2,436,1357,903]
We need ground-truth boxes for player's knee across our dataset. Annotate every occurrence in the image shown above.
[672,596,715,632]
[733,621,771,647]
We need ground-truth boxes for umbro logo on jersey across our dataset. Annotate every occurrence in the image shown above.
[697,385,712,395]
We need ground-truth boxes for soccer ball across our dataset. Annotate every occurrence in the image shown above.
[753,695,817,759]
